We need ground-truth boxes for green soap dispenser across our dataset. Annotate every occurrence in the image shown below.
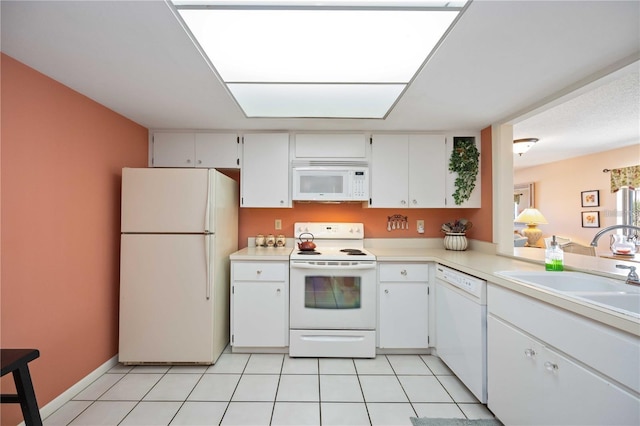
[545,235,564,271]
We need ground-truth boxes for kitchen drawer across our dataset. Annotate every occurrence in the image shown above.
[233,262,287,282]
[379,263,429,282]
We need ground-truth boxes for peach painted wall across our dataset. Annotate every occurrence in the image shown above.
[514,144,639,249]
[237,127,493,247]
[1,54,148,425]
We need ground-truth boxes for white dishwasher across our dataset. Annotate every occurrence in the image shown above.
[435,264,487,403]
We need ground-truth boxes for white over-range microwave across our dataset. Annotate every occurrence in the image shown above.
[292,166,369,202]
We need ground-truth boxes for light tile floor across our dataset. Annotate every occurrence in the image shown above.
[43,348,498,426]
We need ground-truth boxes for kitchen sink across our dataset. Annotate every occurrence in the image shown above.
[495,270,640,318]
[495,271,632,293]
[572,293,640,316]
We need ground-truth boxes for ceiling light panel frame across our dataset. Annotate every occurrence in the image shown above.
[171,1,467,119]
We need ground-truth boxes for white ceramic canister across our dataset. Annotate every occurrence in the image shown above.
[255,234,265,247]
[265,234,276,247]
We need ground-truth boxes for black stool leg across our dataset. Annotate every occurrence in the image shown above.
[12,365,42,426]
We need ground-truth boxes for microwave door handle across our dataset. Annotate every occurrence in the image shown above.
[290,262,375,270]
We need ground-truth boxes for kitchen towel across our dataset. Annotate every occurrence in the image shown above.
[410,418,503,426]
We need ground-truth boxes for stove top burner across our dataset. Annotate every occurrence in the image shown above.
[340,249,366,255]
[296,251,321,255]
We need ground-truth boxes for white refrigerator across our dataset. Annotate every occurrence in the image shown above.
[118,168,238,364]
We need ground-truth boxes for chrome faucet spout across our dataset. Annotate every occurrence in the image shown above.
[590,225,640,246]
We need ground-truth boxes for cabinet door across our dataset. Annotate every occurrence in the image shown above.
[196,133,239,168]
[152,132,195,167]
[488,315,640,426]
[488,315,545,424]
[408,134,446,207]
[232,282,288,347]
[294,133,367,159]
[379,282,429,348]
[370,134,409,207]
[445,135,481,207]
[241,133,290,208]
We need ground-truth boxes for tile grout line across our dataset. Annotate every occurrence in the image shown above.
[217,352,252,425]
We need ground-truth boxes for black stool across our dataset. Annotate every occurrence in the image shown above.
[1,349,43,426]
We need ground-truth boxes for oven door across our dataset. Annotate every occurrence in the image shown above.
[290,261,376,329]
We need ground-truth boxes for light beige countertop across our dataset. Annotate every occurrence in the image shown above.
[230,242,640,336]
[369,246,640,337]
[230,246,293,261]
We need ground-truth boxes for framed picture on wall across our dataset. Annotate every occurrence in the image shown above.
[581,211,600,228]
[581,190,599,207]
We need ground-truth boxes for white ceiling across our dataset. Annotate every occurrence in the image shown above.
[2,0,639,168]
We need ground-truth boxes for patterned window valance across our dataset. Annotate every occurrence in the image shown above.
[610,165,640,192]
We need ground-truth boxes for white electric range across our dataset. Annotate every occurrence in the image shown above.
[289,222,377,358]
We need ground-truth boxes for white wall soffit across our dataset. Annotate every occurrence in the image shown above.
[173,1,465,118]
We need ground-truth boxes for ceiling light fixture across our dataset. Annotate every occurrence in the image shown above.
[513,138,539,156]
[171,1,467,119]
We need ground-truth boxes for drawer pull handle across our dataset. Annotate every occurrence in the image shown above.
[544,361,559,372]
[524,349,536,357]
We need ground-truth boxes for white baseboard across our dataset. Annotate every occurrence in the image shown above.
[28,355,119,424]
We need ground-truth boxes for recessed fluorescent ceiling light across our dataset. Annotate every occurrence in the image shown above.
[172,1,466,119]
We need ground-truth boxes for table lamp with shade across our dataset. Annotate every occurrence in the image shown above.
[515,208,548,246]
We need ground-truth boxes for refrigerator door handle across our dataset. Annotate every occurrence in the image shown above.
[205,235,211,300]
[204,170,211,233]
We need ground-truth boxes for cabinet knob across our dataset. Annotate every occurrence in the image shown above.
[401,200,407,205]
[524,348,536,357]
[412,199,417,205]
[401,270,407,276]
[186,159,192,163]
[197,159,202,164]
[544,361,559,372]
[280,200,284,204]
[384,289,389,294]
[256,270,262,274]
[277,288,281,294]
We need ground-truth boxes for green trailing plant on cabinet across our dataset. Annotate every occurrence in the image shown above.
[449,137,480,205]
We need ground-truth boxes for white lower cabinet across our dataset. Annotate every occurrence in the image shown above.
[231,261,289,349]
[378,263,430,349]
[488,285,640,425]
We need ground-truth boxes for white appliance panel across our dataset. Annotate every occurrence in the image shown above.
[119,234,215,363]
[121,168,210,233]
[436,280,487,403]
[289,329,376,358]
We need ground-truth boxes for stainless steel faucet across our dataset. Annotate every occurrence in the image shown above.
[616,265,640,286]
[589,225,640,246]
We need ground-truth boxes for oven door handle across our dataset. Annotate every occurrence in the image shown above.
[290,262,376,270]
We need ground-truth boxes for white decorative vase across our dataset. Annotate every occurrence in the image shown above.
[444,233,468,251]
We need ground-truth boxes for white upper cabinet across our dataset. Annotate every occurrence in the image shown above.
[151,132,239,169]
[152,132,195,167]
[370,134,446,208]
[445,134,481,208]
[241,133,291,208]
[293,133,367,160]
[410,134,447,207]
[195,133,239,168]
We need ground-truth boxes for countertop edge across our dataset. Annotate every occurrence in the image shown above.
[229,246,640,337]
[369,248,640,337]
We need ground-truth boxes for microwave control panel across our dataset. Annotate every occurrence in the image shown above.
[352,170,368,198]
